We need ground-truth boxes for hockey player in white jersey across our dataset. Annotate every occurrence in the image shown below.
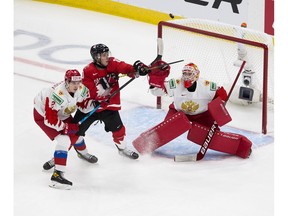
[33,69,97,189]
[149,62,228,127]
[133,61,252,159]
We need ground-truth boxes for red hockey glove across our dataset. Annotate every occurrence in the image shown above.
[148,60,170,88]
[62,123,79,135]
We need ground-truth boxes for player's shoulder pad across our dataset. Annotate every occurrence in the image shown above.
[83,63,95,75]
[110,57,121,63]
[50,82,66,105]
[107,57,123,72]
[203,80,217,91]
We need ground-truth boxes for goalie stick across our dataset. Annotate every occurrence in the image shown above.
[174,60,247,162]
[151,38,165,109]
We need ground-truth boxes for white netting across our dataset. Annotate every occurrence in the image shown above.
[159,18,274,106]
[157,18,274,134]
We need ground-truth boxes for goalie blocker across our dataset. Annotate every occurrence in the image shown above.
[132,98,252,158]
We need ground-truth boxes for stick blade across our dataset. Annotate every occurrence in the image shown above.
[174,154,197,162]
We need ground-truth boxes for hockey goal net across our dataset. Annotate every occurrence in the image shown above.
[155,18,274,134]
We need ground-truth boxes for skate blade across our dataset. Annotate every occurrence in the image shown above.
[49,181,72,190]
[42,168,54,172]
[77,154,98,163]
[118,151,139,160]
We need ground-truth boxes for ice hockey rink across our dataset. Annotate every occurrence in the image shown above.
[5,0,287,215]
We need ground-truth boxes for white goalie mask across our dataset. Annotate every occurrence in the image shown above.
[181,63,200,88]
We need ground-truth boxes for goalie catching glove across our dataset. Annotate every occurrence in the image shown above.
[148,60,170,89]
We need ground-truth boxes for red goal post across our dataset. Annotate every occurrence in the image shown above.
[155,19,274,134]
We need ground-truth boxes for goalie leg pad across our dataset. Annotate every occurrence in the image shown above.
[236,136,252,158]
[187,122,252,158]
[132,111,191,154]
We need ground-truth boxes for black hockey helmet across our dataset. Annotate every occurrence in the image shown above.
[90,44,109,62]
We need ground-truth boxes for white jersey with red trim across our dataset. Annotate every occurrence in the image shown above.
[151,77,217,115]
[34,81,91,131]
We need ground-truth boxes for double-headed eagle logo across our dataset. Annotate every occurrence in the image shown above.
[181,100,199,113]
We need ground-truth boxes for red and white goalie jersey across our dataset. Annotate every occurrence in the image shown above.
[34,81,91,131]
[151,77,224,115]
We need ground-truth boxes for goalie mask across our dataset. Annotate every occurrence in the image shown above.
[181,63,200,88]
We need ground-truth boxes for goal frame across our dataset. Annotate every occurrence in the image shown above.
[156,20,270,134]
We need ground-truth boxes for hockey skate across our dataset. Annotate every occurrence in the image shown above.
[49,170,72,190]
[116,145,139,160]
[43,158,55,170]
[75,149,98,163]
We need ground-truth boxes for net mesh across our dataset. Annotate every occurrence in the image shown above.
[159,18,274,107]
[157,18,274,134]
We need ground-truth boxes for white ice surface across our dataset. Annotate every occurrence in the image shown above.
[4,0,287,216]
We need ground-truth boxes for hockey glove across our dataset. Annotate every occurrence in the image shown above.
[148,60,170,88]
[62,123,79,135]
[133,60,150,76]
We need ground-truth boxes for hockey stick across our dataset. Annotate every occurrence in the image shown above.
[79,59,183,124]
[174,60,246,162]
[119,59,184,78]
[149,59,184,70]
[79,76,135,124]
